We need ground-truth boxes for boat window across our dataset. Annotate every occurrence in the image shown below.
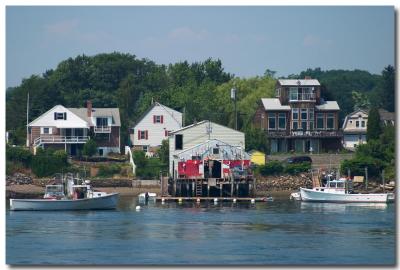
[329,182,336,188]
[337,182,345,188]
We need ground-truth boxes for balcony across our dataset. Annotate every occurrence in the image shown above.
[34,136,89,146]
[289,93,316,102]
[94,126,111,133]
[265,130,342,138]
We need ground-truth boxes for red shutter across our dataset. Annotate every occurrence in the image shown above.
[161,115,164,123]
[145,130,148,140]
[164,130,167,137]
[153,115,156,123]
[138,130,141,140]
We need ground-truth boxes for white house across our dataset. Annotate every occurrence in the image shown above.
[342,109,368,150]
[169,120,245,178]
[27,102,121,156]
[130,102,182,154]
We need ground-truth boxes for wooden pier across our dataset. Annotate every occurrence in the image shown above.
[156,196,272,202]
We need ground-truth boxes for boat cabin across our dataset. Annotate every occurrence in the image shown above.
[44,185,65,199]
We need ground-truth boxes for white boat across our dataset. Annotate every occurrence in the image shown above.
[138,192,157,203]
[10,174,119,211]
[299,177,393,203]
[290,192,301,201]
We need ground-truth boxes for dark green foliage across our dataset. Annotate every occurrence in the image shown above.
[31,148,68,177]
[378,65,395,112]
[244,125,269,153]
[6,146,32,167]
[97,163,122,177]
[133,150,164,179]
[283,162,311,175]
[82,139,97,157]
[133,150,147,168]
[258,160,283,176]
[157,140,169,167]
[366,107,381,141]
[340,156,383,178]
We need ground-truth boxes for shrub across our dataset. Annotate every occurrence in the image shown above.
[97,163,121,177]
[340,156,383,178]
[31,148,69,177]
[284,162,311,175]
[258,160,284,176]
[6,146,32,167]
[136,157,164,179]
[82,139,97,157]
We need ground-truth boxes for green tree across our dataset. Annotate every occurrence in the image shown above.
[157,139,169,167]
[366,107,381,141]
[82,139,97,157]
[379,65,395,112]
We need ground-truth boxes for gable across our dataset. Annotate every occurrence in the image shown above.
[133,103,182,129]
[28,105,89,128]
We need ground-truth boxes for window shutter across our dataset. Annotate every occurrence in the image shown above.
[49,128,53,135]
[138,130,141,140]
[145,130,148,140]
[153,115,156,123]
[165,130,167,137]
[161,115,164,123]
[54,112,57,120]
[64,112,67,120]
[40,127,43,134]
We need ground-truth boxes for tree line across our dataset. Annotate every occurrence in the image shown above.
[6,52,395,153]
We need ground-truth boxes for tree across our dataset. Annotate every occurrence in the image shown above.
[380,65,395,112]
[82,139,97,157]
[366,107,381,141]
[264,69,276,78]
[351,90,370,110]
[157,139,169,166]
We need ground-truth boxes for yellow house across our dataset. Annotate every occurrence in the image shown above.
[249,150,266,166]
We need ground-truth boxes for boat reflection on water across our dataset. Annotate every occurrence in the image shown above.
[300,201,388,213]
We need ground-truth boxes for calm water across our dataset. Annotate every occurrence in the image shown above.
[6,196,396,265]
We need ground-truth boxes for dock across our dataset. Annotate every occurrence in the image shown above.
[156,196,272,202]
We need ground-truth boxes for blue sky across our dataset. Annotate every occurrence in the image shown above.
[6,6,394,88]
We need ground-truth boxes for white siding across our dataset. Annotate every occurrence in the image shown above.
[131,104,182,148]
[169,121,245,177]
[343,134,367,150]
[28,105,88,129]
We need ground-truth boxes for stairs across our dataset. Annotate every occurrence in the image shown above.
[195,180,202,196]
[311,169,321,187]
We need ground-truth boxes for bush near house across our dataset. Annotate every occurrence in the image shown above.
[97,163,122,177]
[6,146,32,167]
[82,139,97,157]
[31,148,69,177]
[284,162,311,175]
[257,160,311,176]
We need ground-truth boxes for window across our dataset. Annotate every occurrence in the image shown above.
[327,113,334,129]
[292,121,298,130]
[289,87,298,100]
[54,112,66,120]
[275,88,281,97]
[301,109,308,120]
[349,120,353,124]
[153,115,164,124]
[43,128,49,134]
[138,130,148,140]
[309,108,314,121]
[292,108,299,120]
[278,113,286,129]
[143,146,148,152]
[175,134,183,150]
[309,121,314,130]
[301,121,307,131]
[356,121,359,128]
[361,121,365,127]
[164,130,171,137]
[317,113,324,129]
[96,117,108,127]
[212,148,219,155]
[268,113,276,129]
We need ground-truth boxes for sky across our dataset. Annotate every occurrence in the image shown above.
[6,6,395,88]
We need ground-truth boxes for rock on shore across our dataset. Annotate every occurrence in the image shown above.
[256,173,313,192]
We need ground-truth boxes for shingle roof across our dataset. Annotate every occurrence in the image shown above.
[378,109,395,121]
[261,98,291,111]
[278,79,320,86]
[315,101,340,111]
[68,108,121,126]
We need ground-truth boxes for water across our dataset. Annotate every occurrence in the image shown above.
[6,196,395,265]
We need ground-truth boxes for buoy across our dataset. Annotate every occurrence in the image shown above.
[233,198,237,203]
[196,198,200,203]
[251,199,255,204]
[178,198,183,203]
[213,198,218,203]
[135,205,141,211]
[161,198,165,203]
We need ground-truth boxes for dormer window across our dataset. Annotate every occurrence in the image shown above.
[96,117,108,127]
[153,115,164,124]
[54,112,66,120]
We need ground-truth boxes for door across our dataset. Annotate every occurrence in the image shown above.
[65,128,72,137]
[70,144,77,156]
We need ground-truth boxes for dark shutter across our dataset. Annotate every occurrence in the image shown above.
[54,112,57,120]
[161,115,164,123]
[145,130,148,140]
[64,112,67,120]
[138,130,140,140]
[153,115,156,123]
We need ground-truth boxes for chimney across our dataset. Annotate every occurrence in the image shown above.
[304,76,311,80]
[86,100,92,117]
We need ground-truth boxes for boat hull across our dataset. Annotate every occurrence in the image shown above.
[9,193,119,211]
[300,188,389,203]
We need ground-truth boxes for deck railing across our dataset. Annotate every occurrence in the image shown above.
[289,93,316,101]
[265,130,342,138]
[34,136,89,146]
[94,126,111,133]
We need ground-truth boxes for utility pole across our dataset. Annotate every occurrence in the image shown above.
[183,107,186,126]
[382,169,385,193]
[231,86,237,130]
[364,167,368,191]
[26,92,29,147]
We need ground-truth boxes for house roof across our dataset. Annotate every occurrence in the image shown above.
[378,109,395,122]
[132,102,182,128]
[68,108,121,126]
[342,109,369,129]
[28,105,89,128]
[315,101,340,111]
[278,79,320,86]
[261,98,291,111]
[170,120,243,135]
